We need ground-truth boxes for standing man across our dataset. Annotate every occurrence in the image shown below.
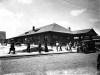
[27,40,30,53]
[56,41,59,51]
[65,43,69,50]
[38,41,41,53]
[59,42,62,51]
[44,36,48,52]
[76,41,80,53]
[50,42,53,50]
[44,42,48,52]
[8,39,15,54]
[69,41,72,52]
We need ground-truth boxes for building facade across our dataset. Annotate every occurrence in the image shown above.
[8,23,98,46]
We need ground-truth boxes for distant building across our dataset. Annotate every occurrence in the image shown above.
[8,23,97,45]
[0,31,6,44]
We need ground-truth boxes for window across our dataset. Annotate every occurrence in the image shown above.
[74,37,79,39]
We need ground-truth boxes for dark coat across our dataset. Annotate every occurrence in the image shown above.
[45,43,48,52]
[97,53,100,63]
[10,41,15,49]
[27,42,30,48]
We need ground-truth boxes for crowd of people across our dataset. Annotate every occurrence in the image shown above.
[55,41,81,52]
[8,39,49,54]
[8,39,96,54]
[55,40,96,53]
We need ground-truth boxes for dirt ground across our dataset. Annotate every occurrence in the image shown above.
[0,52,100,75]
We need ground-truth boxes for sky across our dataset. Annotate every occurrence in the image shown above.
[0,0,99,39]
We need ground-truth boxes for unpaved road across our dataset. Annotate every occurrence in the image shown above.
[0,52,100,75]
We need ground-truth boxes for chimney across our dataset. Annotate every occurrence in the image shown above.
[33,26,35,31]
[68,27,71,31]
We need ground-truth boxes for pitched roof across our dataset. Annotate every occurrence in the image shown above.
[72,28,97,35]
[17,23,72,37]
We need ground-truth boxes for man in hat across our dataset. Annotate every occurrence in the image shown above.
[8,39,15,54]
[59,42,62,51]
[56,41,59,51]
[27,40,30,53]
[38,41,41,53]
[44,42,48,52]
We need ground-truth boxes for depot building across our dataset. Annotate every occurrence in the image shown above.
[8,23,98,45]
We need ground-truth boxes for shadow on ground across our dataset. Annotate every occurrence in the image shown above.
[16,47,53,53]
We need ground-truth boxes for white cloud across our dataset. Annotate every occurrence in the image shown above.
[16,13,25,19]
[31,19,54,24]
[0,8,25,18]
[0,9,15,17]
[0,8,25,38]
[56,21,69,28]
[70,9,86,16]
[56,21,69,25]
[89,19,100,22]
[30,19,55,28]
[17,0,33,4]
[0,18,22,39]
[30,19,69,28]
[31,19,69,25]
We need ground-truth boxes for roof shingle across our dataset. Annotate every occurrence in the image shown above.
[18,23,72,37]
[72,28,93,34]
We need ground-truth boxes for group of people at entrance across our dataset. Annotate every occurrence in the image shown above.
[65,41,81,52]
[55,41,81,52]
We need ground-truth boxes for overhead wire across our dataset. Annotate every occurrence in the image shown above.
[45,0,99,16]
[63,0,99,12]
[63,0,99,16]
